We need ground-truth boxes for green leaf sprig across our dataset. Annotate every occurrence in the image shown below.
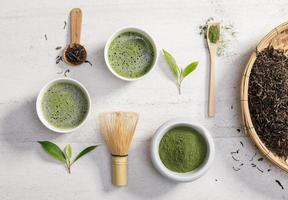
[38,141,98,174]
[162,49,198,94]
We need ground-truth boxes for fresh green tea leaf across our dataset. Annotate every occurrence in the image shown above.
[73,145,98,164]
[38,141,66,162]
[183,61,198,78]
[162,49,199,95]
[162,49,181,77]
[38,142,98,174]
[64,144,72,160]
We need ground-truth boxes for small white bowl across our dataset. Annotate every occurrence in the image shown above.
[151,119,215,182]
[36,78,91,133]
[104,27,158,81]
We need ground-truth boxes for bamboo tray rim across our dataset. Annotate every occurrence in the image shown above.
[241,21,288,172]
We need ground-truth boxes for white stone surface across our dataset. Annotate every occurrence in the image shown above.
[1,0,288,199]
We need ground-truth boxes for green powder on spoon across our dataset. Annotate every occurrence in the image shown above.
[208,25,220,44]
[159,126,207,173]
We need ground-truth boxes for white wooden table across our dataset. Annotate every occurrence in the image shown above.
[1,0,288,199]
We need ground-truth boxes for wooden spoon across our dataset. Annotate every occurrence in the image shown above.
[207,22,220,117]
[63,8,87,66]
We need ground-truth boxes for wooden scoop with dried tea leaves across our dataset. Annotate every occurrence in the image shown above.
[63,8,87,66]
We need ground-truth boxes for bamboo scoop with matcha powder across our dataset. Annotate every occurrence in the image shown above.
[207,22,220,117]
[99,112,139,186]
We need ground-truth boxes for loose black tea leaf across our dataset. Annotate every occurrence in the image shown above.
[230,149,239,154]
[240,141,244,147]
[56,56,63,64]
[256,167,263,173]
[232,166,240,171]
[44,34,47,40]
[251,163,256,167]
[267,168,271,172]
[55,46,62,50]
[275,180,284,190]
[63,21,67,30]
[239,163,244,167]
[258,157,264,161]
[214,179,218,182]
[249,152,256,161]
[237,129,240,133]
[231,105,233,109]
[84,60,93,66]
[249,47,288,158]
[64,69,70,77]
[232,155,239,161]
[64,44,87,65]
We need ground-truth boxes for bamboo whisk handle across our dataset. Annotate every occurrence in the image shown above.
[112,156,128,186]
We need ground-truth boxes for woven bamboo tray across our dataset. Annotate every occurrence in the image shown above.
[241,21,288,172]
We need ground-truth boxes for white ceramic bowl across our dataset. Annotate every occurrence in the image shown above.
[151,119,215,182]
[104,27,158,81]
[36,78,91,133]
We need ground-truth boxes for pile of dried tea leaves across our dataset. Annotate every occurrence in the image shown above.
[65,43,87,65]
[249,47,288,158]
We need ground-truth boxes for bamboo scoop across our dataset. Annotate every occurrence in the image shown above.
[99,112,139,186]
[207,22,220,117]
[63,8,87,66]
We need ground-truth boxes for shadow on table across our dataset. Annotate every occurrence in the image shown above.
[127,140,178,198]
[70,46,131,101]
[94,139,178,197]
[0,98,60,152]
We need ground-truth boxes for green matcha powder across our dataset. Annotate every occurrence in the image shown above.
[159,127,207,173]
[42,82,89,129]
[108,31,155,78]
[208,25,220,44]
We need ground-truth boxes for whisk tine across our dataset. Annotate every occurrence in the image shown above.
[99,112,139,156]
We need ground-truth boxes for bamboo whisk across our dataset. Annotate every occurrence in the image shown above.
[99,112,139,186]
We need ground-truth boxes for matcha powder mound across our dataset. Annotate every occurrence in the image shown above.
[208,25,220,43]
[159,127,207,173]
